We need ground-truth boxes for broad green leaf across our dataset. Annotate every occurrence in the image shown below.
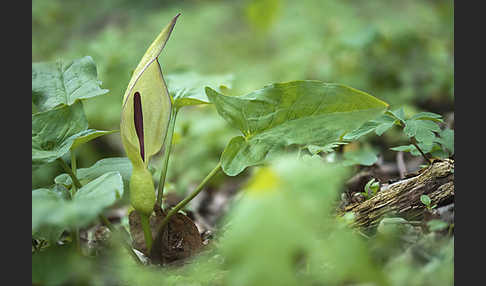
[32,56,109,112]
[70,129,117,150]
[32,172,123,232]
[120,14,179,168]
[32,102,88,166]
[166,71,233,108]
[55,157,132,189]
[206,81,388,176]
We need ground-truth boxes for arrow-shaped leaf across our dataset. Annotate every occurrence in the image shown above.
[206,80,388,176]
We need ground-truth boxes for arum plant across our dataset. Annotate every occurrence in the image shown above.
[120,14,180,252]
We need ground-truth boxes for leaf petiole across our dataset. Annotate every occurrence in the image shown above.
[156,106,179,209]
[155,161,222,237]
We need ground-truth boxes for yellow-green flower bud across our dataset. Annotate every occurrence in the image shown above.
[129,166,156,216]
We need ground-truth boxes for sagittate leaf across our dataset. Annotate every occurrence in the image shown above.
[32,102,88,167]
[206,81,389,176]
[165,71,233,108]
[32,172,123,232]
[32,56,109,112]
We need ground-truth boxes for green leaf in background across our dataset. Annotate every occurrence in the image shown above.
[70,129,118,150]
[306,141,348,155]
[343,113,396,141]
[410,111,444,122]
[342,147,378,166]
[403,119,441,145]
[435,128,454,155]
[386,107,406,123]
[32,56,109,112]
[32,171,123,233]
[32,102,88,167]
[166,71,233,108]
[244,0,281,32]
[55,157,132,190]
[206,81,388,176]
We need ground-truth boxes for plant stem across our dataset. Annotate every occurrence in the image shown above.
[57,157,82,189]
[156,161,222,236]
[411,138,432,165]
[70,150,78,195]
[156,107,179,209]
[139,213,153,253]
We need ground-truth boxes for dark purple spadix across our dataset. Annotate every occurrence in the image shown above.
[133,92,145,162]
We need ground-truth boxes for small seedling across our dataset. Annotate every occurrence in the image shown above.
[361,178,380,199]
[420,194,437,210]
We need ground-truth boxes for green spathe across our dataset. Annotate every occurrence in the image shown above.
[206,80,389,176]
[120,14,179,215]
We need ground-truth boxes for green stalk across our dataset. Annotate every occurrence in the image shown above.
[156,107,179,208]
[155,161,222,236]
[139,213,153,253]
[57,157,82,189]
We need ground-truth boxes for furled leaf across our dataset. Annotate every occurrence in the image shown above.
[55,157,132,189]
[32,172,123,232]
[120,14,179,168]
[206,81,388,176]
[165,71,233,108]
[32,102,88,167]
[70,129,117,150]
[32,56,109,112]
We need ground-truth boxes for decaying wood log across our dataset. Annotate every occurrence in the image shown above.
[338,159,454,228]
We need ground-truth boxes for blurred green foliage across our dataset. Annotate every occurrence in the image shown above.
[32,1,453,285]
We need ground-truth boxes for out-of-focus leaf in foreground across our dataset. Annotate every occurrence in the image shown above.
[218,155,386,285]
[32,171,123,233]
[32,56,108,112]
[206,80,389,176]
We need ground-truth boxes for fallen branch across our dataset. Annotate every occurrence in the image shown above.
[338,159,454,228]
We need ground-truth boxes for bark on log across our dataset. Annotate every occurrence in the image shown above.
[338,159,454,228]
